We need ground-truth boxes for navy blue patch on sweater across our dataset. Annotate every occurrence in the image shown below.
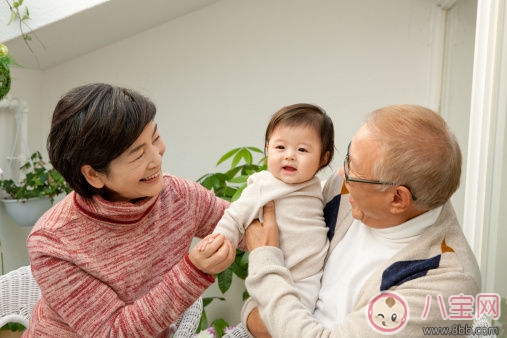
[324,194,341,241]
[380,255,441,291]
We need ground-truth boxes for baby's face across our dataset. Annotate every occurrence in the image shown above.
[266,124,323,184]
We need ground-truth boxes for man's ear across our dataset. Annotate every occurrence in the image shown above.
[390,186,413,214]
[81,165,105,189]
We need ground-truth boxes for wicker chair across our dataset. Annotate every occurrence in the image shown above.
[0,265,203,336]
[0,265,40,329]
[171,297,203,337]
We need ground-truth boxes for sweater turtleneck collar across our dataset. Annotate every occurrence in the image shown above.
[74,192,159,225]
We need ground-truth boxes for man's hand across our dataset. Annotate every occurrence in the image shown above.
[247,307,272,338]
[189,234,235,275]
[245,201,279,251]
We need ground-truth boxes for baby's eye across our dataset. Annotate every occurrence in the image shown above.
[275,145,285,150]
[298,147,308,152]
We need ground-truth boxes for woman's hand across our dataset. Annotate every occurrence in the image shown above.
[189,233,235,275]
[245,201,279,251]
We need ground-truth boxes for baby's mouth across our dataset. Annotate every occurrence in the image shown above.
[283,166,296,172]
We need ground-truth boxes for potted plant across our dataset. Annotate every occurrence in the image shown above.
[195,146,266,337]
[0,151,71,227]
[0,42,14,101]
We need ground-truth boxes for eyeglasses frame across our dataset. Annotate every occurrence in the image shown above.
[343,142,417,200]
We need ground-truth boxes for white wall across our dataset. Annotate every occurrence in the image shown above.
[440,0,478,226]
[1,0,476,326]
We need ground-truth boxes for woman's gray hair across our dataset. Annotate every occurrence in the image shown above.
[366,104,462,210]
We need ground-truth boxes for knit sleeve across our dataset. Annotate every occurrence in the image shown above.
[169,175,230,239]
[27,230,214,337]
[212,172,265,246]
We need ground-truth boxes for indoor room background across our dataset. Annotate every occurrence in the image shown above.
[1,0,504,326]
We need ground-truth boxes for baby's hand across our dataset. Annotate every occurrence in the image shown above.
[189,234,235,275]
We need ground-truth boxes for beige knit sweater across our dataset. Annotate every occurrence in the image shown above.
[246,172,481,337]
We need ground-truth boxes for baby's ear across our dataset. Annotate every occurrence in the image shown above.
[320,151,331,168]
[80,165,105,189]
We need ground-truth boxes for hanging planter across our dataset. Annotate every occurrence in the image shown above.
[1,197,52,227]
[0,151,71,227]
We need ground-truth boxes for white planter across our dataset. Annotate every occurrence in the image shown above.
[1,197,52,227]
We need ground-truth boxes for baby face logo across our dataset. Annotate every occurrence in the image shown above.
[366,291,410,335]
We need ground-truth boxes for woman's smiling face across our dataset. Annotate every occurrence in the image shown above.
[94,121,166,202]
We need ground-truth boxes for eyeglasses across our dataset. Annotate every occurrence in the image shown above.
[343,142,417,200]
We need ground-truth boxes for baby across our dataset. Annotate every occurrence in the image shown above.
[202,103,334,323]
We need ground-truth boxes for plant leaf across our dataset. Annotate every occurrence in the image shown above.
[212,318,230,338]
[216,268,233,294]
[242,290,250,301]
[247,146,264,154]
[216,148,240,166]
[196,307,208,333]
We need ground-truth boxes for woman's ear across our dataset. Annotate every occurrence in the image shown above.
[81,165,105,189]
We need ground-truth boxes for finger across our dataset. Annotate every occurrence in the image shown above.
[262,201,276,230]
[214,238,235,262]
[226,240,236,261]
[204,240,235,273]
[200,234,225,257]
[195,233,216,252]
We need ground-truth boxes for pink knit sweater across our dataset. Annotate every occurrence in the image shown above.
[23,174,229,337]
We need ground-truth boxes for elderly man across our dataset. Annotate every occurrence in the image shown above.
[243,105,481,337]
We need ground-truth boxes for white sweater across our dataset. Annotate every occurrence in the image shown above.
[314,207,441,327]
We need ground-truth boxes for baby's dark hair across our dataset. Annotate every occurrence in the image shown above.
[265,103,334,168]
[47,83,156,197]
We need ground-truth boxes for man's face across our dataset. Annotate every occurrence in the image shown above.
[339,125,395,228]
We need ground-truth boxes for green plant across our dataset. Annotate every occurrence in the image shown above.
[1,0,31,100]
[3,0,43,62]
[0,322,25,332]
[1,0,44,88]
[195,146,266,336]
[0,42,15,100]
[0,151,71,203]
[198,147,267,202]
